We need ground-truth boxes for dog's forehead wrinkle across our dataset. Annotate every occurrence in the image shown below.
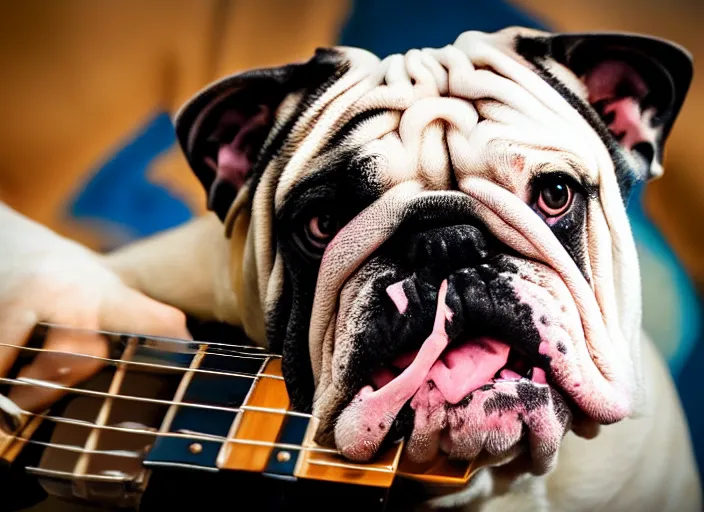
[270,32,613,213]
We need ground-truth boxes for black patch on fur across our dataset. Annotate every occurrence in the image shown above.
[387,401,416,443]
[484,393,521,415]
[551,388,572,428]
[267,270,293,355]
[276,151,384,237]
[516,382,550,412]
[272,150,383,411]
[337,256,418,397]
[514,36,639,204]
[445,259,546,360]
[320,108,390,154]
[278,276,319,413]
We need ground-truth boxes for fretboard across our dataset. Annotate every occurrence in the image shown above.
[0,322,421,510]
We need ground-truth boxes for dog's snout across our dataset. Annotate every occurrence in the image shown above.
[404,224,489,279]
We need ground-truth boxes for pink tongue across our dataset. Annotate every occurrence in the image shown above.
[426,338,509,404]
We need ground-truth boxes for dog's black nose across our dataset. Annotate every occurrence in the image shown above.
[404,224,490,281]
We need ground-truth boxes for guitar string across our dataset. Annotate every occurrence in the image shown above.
[0,376,314,417]
[13,410,342,455]
[34,322,273,352]
[16,437,144,458]
[12,412,403,481]
[23,466,135,482]
[0,343,285,381]
[0,338,280,361]
[1,323,283,369]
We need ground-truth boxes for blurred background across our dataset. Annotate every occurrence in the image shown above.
[1,0,702,497]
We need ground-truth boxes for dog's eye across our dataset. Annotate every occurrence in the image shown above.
[535,178,573,217]
[305,214,339,249]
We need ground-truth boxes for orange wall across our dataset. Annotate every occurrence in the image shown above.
[0,0,349,248]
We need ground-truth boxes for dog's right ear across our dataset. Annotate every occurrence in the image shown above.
[174,50,343,223]
[512,31,693,189]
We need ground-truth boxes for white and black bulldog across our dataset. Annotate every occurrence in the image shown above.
[1,26,701,511]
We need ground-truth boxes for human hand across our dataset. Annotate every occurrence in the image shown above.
[0,204,191,430]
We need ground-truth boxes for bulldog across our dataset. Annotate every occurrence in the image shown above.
[1,26,701,511]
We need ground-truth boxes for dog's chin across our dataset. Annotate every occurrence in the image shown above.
[320,257,609,476]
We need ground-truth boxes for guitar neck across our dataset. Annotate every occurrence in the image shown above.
[0,322,480,511]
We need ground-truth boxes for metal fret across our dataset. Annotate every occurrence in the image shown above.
[142,344,210,470]
[217,356,270,469]
[156,345,207,435]
[73,336,139,490]
[170,346,263,467]
[144,346,239,470]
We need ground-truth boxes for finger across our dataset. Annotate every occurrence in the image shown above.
[0,308,38,377]
[9,326,109,413]
[99,283,192,340]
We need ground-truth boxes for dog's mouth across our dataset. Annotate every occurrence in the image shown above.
[371,335,548,405]
[331,261,581,473]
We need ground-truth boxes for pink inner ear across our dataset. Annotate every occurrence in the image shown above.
[212,105,271,191]
[601,97,654,151]
[584,61,657,151]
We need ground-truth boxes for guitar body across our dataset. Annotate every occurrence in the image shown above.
[0,321,476,512]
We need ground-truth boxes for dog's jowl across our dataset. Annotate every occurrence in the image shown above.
[4,26,695,511]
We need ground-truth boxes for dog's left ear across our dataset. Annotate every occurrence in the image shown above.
[173,49,343,222]
[518,32,693,182]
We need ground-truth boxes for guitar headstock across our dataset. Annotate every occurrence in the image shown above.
[0,324,482,510]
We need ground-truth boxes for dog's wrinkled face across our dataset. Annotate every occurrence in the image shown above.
[175,27,692,474]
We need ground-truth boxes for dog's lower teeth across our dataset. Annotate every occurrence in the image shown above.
[526,368,534,379]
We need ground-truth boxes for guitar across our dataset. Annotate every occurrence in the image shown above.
[0,321,486,512]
